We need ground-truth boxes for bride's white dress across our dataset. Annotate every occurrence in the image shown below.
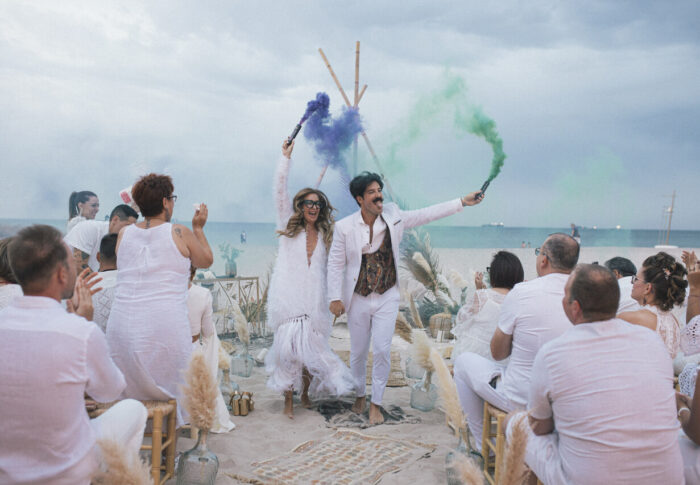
[452,288,506,360]
[264,156,353,397]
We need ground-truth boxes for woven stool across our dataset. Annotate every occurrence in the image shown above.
[89,399,177,485]
[482,402,506,485]
[429,312,454,340]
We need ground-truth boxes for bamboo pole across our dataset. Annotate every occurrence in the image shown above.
[318,48,397,200]
[353,41,360,176]
[357,84,368,104]
[315,164,329,189]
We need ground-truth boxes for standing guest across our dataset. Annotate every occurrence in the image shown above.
[266,140,353,419]
[570,222,581,244]
[452,251,524,360]
[92,234,118,332]
[619,251,687,358]
[509,264,682,485]
[327,171,484,425]
[187,266,235,433]
[106,174,213,426]
[454,233,579,447]
[0,237,22,309]
[67,191,100,233]
[0,225,147,485]
[65,204,138,274]
[604,256,641,313]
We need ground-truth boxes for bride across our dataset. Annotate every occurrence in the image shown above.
[265,139,353,418]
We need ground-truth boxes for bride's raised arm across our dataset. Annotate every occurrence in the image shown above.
[275,140,295,229]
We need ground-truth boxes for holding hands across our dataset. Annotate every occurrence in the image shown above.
[329,300,345,318]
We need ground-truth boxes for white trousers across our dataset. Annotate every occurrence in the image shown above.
[54,399,148,484]
[454,351,517,449]
[679,431,700,484]
[347,285,400,405]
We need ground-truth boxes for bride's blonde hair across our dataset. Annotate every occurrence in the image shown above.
[277,188,335,250]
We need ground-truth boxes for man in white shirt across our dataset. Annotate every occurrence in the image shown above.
[0,225,147,484]
[65,204,138,273]
[93,233,118,332]
[328,172,484,424]
[509,264,683,484]
[454,233,579,447]
[604,256,642,313]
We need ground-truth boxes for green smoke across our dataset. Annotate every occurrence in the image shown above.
[380,71,506,184]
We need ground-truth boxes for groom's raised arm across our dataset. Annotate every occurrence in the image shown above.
[400,191,484,229]
[327,224,346,312]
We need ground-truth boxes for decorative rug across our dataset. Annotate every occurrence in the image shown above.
[227,429,435,485]
[314,398,421,429]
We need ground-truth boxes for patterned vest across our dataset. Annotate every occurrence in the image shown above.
[354,229,397,296]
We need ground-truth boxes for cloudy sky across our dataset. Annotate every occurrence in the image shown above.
[1,1,698,229]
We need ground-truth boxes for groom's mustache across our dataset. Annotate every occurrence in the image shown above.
[373,197,383,204]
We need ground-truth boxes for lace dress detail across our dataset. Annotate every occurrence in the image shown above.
[452,289,507,360]
[643,305,681,358]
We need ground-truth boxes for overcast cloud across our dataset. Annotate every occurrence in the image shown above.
[0,1,698,229]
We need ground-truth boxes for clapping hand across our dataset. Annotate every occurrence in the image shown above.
[192,203,208,230]
[475,271,486,290]
[67,269,99,321]
[683,250,698,272]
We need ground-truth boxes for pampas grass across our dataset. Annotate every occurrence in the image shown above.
[429,347,464,434]
[395,313,413,343]
[409,297,424,328]
[448,269,468,290]
[452,453,484,485]
[220,340,235,355]
[499,412,529,485]
[182,348,218,431]
[232,301,250,346]
[411,329,434,373]
[218,344,230,370]
[92,439,152,485]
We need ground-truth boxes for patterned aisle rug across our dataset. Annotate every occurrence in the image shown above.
[228,429,435,485]
[314,398,422,429]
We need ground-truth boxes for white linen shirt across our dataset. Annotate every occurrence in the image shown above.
[64,220,109,272]
[0,296,126,484]
[359,215,388,254]
[497,272,571,406]
[93,270,118,332]
[528,319,683,485]
[187,284,215,339]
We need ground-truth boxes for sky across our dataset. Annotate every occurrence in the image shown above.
[0,1,698,229]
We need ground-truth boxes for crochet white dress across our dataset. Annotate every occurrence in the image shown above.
[264,156,353,397]
[452,288,506,360]
[644,305,681,358]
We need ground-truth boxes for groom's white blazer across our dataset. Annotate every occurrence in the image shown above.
[327,199,463,312]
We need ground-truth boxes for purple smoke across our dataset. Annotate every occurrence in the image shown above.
[300,92,330,124]
[303,98,363,169]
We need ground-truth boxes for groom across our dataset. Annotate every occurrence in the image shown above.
[327,172,484,424]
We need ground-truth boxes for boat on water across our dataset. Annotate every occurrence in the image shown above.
[481,222,504,227]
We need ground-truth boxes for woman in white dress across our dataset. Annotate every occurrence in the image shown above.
[0,237,22,310]
[187,266,235,433]
[107,174,213,425]
[619,251,687,358]
[265,140,353,418]
[452,251,524,360]
[67,190,99,233]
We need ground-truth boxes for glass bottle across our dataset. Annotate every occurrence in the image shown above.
[176,429,219,485]
[410,371,438,411]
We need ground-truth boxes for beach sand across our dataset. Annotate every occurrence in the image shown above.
[176,245,697,484]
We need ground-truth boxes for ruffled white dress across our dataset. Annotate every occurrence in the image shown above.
[264,156,353,397]
[452,288,506,360]
[106,223,192,425]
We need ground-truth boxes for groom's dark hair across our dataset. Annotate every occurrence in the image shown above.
[349,172,383,205]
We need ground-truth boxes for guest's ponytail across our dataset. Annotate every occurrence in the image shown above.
[68,190,98,220]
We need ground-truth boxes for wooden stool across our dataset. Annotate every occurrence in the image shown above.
[482,402,507,485]
[89,399,177,485]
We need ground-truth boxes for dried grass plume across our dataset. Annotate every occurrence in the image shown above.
[218,344,231,370]
[182,348,218,431]
[232,302,250,346]
[499,412,529,485]
[453,453,484,485]
[92,439,152,485]
[395,313,413,343]
[409,297,424,328]
[429,347,464,434]
[411,329,434,372]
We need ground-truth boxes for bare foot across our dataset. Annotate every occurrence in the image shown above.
[351,396,366,414]
[369,403,384,425]
[284,391,294,419]
[301,393,312,408]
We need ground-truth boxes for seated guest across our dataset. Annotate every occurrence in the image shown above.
[65,204,138,274]
[107,174,213,426]
[454,233,579,447]
[187,266,234,433]
[511,264,682,485]
[619,251,687,358]
[92,234,119,332]
[0,225,147,485]
[452,251,524,360]
[676,357,700,482]
[0,237,22,309]
[604,256,641,312]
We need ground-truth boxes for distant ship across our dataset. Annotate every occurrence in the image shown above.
[482,222,505,227]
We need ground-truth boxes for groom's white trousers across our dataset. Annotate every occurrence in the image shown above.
[347,285,400,405]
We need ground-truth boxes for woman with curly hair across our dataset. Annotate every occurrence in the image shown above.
[619,251,688,358]
[265,140,352,418]
[106,173,213,426]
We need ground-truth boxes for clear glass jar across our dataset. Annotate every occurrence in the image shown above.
[176,429,219,485]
